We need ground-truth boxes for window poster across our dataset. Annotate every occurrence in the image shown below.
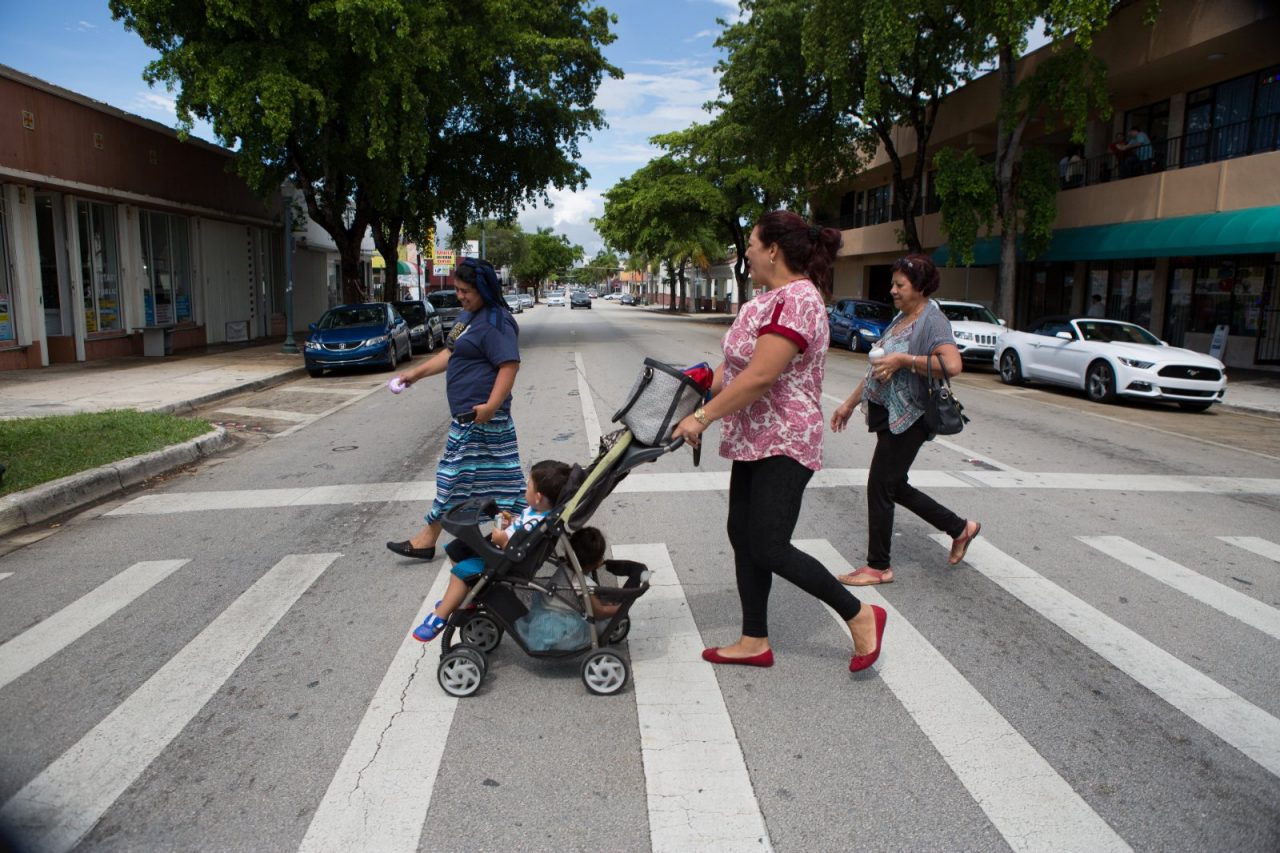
[0,297,12,340]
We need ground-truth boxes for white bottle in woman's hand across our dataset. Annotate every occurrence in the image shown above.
[388,377,407,394]
[867,347,885,363]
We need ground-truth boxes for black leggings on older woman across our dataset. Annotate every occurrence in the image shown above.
[727,455,862,638]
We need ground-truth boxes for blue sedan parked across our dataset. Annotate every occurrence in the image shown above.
[828,298,893,352]
[304,302,412,377]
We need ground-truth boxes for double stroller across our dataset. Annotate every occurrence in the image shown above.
[434,359,708,697]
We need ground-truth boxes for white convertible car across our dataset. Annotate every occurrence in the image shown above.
[995,316,1227,411]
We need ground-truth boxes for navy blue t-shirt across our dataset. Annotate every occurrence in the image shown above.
[445,309,521,416]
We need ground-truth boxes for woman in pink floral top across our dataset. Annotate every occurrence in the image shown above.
[672,211,887,674]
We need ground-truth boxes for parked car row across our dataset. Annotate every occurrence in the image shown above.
[825,296,1225,413]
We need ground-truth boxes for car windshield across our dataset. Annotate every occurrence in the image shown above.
[427,291,461,310]
[941,303,999,324]
[319,306,385,329]
[1077,321,1161,345]
[393,303,426,324]
[855,303,892,321]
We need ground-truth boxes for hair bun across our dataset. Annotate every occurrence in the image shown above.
[808,225,821,240]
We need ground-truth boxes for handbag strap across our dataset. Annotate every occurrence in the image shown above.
[924,343,953,389]
[611,366,654,422]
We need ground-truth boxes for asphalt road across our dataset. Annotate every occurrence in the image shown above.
[1,300,1278,852]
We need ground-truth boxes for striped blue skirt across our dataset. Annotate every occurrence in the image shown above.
[425,412,526,524]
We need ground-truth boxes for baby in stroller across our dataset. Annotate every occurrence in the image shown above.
[431,358,709,697]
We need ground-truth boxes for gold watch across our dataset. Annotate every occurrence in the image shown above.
[693,406,711,426]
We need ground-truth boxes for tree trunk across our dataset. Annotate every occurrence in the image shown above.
[676,262,688,312]
[993,42,1027,325]
[371,217,404,303]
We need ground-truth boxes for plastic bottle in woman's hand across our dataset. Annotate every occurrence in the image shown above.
[868,347,885,363]
[388,377,407,394]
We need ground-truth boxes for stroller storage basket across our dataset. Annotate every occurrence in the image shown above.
[612,358,704,446]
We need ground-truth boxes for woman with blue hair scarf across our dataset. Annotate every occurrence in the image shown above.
[387,258,526,561]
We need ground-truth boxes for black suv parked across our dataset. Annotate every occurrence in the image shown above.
[392,299,445,354]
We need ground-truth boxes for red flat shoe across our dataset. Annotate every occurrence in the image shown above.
[850,605,887,673]
[948,520,982,565]
[701,647,774,667]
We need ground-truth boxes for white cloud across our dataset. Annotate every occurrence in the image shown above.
[701,0,743,26]
[685,29,719,43]
[518,187,606,254]
[78,21,97,30]
[134,91,177,116]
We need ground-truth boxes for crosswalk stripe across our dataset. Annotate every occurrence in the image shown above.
[797,540,1130,853]
[1080,537,1280,641]
[575,351,602,457]
[103,471,1280,517]
[614,543,773,853]
[298,569,454,852]
[0,553,339,853]
[1218,536,1280,563]
[933,535,1280,778]
[0,573,11,582]
[0,560,190,693]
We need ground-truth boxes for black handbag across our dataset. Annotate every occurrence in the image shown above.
[923,345,968,436]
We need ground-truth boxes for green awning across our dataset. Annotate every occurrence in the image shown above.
[933,205,1280,266]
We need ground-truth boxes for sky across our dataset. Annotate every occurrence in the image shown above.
[0,0,742,257]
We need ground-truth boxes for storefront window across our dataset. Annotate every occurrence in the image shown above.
[140,210,192,325]
[1187,256,1270,336]
[1164,266,1194,347]
[76,201,122,333]
[0,192,14,344]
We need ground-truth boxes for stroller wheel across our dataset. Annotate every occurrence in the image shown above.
[459,614,503,653]
[581,649,630,696]
[438,648,485,697]
[605,616,630,644]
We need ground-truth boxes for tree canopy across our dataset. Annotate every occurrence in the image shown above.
[111,0,619,303]
[513,228,583,290]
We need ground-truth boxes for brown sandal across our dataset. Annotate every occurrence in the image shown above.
[948,521,982,565]
[838,566,894,586]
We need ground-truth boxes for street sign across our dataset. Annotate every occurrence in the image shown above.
[433,265,451,277]
[464,240,480,257]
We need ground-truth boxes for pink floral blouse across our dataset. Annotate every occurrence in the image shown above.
[718,279,829,471]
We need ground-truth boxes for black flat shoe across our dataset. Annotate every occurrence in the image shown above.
[386,541,436,560]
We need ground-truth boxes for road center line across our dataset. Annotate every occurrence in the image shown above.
[1219,536,1280,564]
[1080,536,1280,641]
[574,351,602,457]
[298,569,454,853]
[932,534,1280,778]
[0,560,190,693]
[613,543,773,853]
[797,539,1130,853]
[0,552,338,853]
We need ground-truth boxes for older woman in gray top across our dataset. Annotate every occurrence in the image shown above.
[830,254,981,585]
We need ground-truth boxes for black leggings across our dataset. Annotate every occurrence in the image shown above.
[727,456,862,638]
[866,418,967,569]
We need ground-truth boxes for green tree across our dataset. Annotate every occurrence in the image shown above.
[513,228,582,291]
[932,1,1157,321]
[452,220,529,274]
[803,0,985,252]
[112,0,618,305]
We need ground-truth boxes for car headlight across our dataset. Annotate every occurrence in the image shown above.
[304,340,322,351]
[954,330,974,341]
[858,328,877,337]
[1117,357,1155,369]
[364,335,390,347]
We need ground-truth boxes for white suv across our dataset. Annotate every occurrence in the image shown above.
[936,300,1006,364]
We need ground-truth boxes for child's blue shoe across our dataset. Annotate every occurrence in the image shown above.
[412,613,447,642]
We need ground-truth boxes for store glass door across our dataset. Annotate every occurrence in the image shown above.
[35,193,70,338]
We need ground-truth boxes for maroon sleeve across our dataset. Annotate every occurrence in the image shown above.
[758,299,809,352]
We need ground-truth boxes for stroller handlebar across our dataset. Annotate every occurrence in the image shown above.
[665,436,701,467]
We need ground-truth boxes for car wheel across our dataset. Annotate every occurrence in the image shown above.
[1179,401,1213,412]
[307,367,323,378]
[1086,360,1117,403]
[386,343,398,372]
[400,338,412,362]
[998,350,1025,385]
[846,332,860,352]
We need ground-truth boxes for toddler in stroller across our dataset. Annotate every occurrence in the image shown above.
[432,358,710,697]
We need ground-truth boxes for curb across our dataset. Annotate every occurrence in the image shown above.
[0,426,233,536]
[148,365,308,415]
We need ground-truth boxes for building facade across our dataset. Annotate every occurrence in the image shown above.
[814,0,1280,369]
[0,66,373,369]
